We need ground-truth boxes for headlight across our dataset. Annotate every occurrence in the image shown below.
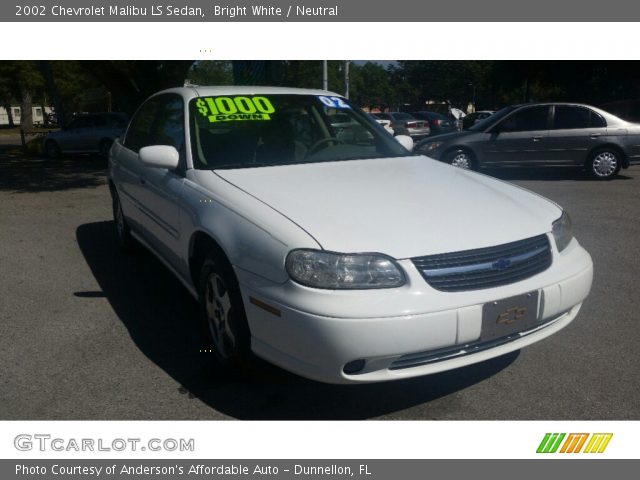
[419,141,443,153]
[285,249,406,289]
[552,211,573,252]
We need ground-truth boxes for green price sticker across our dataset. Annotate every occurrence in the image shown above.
[196,96,276,123]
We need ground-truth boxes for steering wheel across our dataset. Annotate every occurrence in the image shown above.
[305,137,346,157]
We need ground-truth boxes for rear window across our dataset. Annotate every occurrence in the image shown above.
[553,106,606,129]
[393,113,414,121]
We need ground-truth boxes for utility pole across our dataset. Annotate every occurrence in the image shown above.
[322,60,328,90]
[344,60,350,99]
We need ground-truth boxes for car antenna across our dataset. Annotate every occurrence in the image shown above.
[184,79,202,97]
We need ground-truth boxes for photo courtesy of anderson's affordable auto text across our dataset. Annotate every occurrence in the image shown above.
[1,0,639,479]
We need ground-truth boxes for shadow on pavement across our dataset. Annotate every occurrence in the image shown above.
[76,221,519,420]
[0,145,107,192]
[481,166,633,182]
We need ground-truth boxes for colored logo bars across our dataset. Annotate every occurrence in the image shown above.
[537,433,613,454]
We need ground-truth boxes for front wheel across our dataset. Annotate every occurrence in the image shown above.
[199,254,251,369]
[587,148,621,180]
[446,149,475,170]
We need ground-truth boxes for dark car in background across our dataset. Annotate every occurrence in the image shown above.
[462,110,495,130]
[45,112,128,158]
[411,111,458,136]
[374,112,430,139]
[415,103,640,179]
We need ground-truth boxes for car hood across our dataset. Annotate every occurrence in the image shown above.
[213,156,562,259]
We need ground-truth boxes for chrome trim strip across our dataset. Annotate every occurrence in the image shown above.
[422,244,548,277]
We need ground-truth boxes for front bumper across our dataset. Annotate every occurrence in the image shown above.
[237,237,593,384]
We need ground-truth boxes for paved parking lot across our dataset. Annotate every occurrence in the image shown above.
[1,144,639,420]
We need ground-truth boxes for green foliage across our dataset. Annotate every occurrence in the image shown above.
[187,61,233,85]
[2,60,640,128]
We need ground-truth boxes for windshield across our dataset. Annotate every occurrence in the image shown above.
[189,94,410,169]
[469,105,517,131]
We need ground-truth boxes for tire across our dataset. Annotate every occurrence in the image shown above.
[111,190,136,252]
[587,148,621,180]
[45,140,61,159]
[199,253,252,369]
[446,149,475,170]
[99,139,113,158]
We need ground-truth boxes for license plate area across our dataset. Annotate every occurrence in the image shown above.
[481,291,540,341]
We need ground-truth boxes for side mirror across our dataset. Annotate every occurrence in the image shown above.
[139,145,179,170]
[395,134,414,151]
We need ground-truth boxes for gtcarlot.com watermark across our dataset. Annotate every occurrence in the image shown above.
[14,434,195,452]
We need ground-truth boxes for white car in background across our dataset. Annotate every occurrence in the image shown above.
[368,113,394,135]
[108,86,593,384]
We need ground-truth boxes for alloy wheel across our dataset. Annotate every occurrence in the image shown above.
[205,273,236,359]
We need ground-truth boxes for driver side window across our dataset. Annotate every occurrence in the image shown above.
[500,106,549,132]
[124,98,160,153]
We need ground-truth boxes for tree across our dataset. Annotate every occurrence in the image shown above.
[349,62,394,109]
[79,61,194,114]
[188,61,233,85]
[0,61,44,129]
[0,63,17,126]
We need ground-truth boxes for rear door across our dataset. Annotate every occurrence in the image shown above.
[547,105,608,165]
[482,105,551,165]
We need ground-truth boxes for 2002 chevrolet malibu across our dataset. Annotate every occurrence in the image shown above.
[108,86,593,384]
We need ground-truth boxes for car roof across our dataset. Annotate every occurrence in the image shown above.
[507,102,629,125]
[153,85,344,100]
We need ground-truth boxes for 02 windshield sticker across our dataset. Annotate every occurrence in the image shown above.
[196,96,275,122]
[317,96,351,109]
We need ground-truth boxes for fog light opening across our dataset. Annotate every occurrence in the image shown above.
[343,359,366,375]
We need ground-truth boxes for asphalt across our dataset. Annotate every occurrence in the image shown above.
[1,143,638,420]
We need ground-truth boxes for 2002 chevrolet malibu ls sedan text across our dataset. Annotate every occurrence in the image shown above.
[108,86,593,384]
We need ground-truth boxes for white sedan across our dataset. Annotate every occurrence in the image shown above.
[108,86,593,384]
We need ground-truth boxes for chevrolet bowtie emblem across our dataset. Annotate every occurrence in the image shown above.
[492,258,512,270]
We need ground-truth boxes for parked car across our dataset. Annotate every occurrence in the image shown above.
[328,112,377,144]
[416,103,640,179]
[45,112,128,158]
[109,87,592,384]
[367,113,394,135]
[462,110,495,130]
[374,112,430,139]
[411,111,458,136]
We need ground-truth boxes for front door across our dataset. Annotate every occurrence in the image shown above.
[481,105,551,166]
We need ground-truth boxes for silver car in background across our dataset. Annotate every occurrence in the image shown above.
[417,102,640,179]
[374,112,430,139]
[45,112,128,158]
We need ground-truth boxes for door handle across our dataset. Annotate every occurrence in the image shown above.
[590,133,602,139]
[139,176,146,185]
[532,136,542,142]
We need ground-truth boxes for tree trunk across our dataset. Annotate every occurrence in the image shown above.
[4,102,15,127]
[38,61,64,126]
[20,87,33,130]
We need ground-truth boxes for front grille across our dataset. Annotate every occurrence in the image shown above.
[412,234,552,292]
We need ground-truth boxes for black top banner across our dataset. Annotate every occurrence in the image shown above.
[7,0,640,21]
